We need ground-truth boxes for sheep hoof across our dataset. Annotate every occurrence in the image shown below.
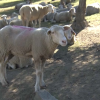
[40,85,47,89]
[2,81,9,87]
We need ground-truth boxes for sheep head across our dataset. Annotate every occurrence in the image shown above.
[1,15,8,25]
[47,4,56,13]
[47,25,67,46]
[63,25,76,45]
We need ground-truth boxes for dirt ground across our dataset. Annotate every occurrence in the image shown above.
[0,24,100,100]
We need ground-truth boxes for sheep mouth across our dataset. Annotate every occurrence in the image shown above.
[61,42,67,46]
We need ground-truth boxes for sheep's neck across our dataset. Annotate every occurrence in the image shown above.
[45,35,58,58]
[43,6,49,15]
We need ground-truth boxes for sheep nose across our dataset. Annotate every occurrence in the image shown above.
[62,40,66,44]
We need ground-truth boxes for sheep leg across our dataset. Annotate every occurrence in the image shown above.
[35,60,42,91]
[35,20,37,27]
[26,19,29,27]
[21,16,26,26]
[38,18,41,27]
[0,59,8,86]
[40,59,46,89]
[7,63,16,69]
[0,53,14,85]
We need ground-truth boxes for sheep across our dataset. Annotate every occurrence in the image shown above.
[86,2,100,15]
[0,25,75,91]
[58,4,64,9]
[7,12,19,25]
[42,12,56,22]
[11,12,19,18]
[9,18,33,27]
[9,19,23,26]
[56,3,72,12]
[19,4,55,27]
[64,25,76,45]
[15,0,31,11]
[39,2,47,6]
[42,8,56,22]
[0,15,8,29]
[54,8,76,23]
[7,56,33,69]
[15,2,27,11]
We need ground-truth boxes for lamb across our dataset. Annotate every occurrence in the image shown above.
[19,4,55,27]
[7,56,33,69]
[0,15,8,29]
[54,8,76,23]
[0,25,75,91]
[86,2,100,15]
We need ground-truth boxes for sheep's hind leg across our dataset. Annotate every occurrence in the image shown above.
[0,54,14,86]
[0,61,8,86]
[38,18,41,27]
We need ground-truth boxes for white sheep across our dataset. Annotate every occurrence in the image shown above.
[86,2,100,15]
[64,25,76,45]
[9,19,23,26]
[56,3,72,12]
[7,12,19,25]
[54,8,76,23]
[42,8,56,22]
[0,25,75,91]
[7,56,33,69]
[19,4,55,27]
[0,15,8,29]
[11,12,19,18]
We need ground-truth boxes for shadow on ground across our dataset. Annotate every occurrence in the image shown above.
[0,43,100,100]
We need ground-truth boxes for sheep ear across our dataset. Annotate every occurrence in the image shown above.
[63,26,70,30]
[1,15,7,18]
[47,30,51,35]
[71,29,76,35]
[53,6,56,8]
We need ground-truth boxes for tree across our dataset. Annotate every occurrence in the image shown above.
[60,0,71,8]
[71,0,88,31]
[60,0,66,8]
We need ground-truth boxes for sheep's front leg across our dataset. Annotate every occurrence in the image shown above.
[40,59,46,89]
[35,60,42,91]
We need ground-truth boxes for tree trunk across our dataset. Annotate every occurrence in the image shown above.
[71,0,88,31]
[60,0,66,8]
